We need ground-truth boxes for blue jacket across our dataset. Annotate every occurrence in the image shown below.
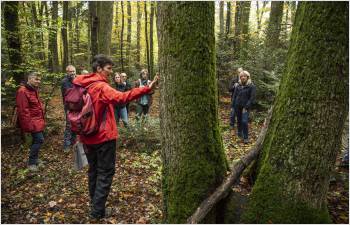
[232,83,256,109]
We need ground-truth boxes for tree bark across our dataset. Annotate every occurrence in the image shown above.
[136,1,141,70]
[30,2,45,61]
[243,2,349,223]
[265,1,284,49]
[48,1,59,72]
[144,2,150,74]
[97,1,114,56]
[89,1,98,60]
[3,1,24,85]
[157,2,228,223]
[149,2,155,79]
[219,1,224,38]
[62,1,69,70]
[225,2,231,38]
[239,1,251,59]
[233,2,241,58]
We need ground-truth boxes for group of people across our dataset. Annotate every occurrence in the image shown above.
[229,68,256,144]
[15,54,159,219]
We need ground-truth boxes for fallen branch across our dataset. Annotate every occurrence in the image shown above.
[187,107,273,224]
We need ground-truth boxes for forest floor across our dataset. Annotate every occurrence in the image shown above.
[1,88,348,224]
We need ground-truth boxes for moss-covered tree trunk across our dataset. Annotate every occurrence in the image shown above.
[219,1,224,38]
[3,1,24,85]
[97,1,113,56]
[120,1,125,71]
[144,2,150,74]
[265,1,284,49]
[233,1,242,57]
[225,2,231,38]
[157,2,228,223]
[242,2,349,223]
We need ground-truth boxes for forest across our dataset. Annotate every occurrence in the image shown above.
[1,1,349,224]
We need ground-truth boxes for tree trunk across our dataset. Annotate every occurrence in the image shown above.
[120,1,125,71]
[3,1,24,85]
[48,1,59,72]
[75,2,81,53]
[30,2,45,61]
[62,1,69,70]
[233,2,241,58]
[290,1,297,25]
[68,4,74,64]
[126,1,132,70]
[149,2,155,79]
[265,1,284,49]
[242,2,349,223]
[157,2,228,223]
[97,1,114,56]
[89,1,98,60]
[144,2,150,74]
[239,1,251,59]
[136,1,141,70]
[219,1,224,38]
[225,2,231,38]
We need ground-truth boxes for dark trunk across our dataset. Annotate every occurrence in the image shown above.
[144,2,150,74]
[120,1,125,71]
[126,1,132,69]
[136,2,141,70]
[62,1,69,70]
[149,2,155,79]
[89,1,98,60]
[48,1,59,72]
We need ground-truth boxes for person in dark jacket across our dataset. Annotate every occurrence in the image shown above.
[61,65,77,152]
[16,72,45,171]
[73,55,159,219]
[229,67,243,132]
[113,72,128,127]
[232,70,256,144]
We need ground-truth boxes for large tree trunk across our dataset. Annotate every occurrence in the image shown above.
[233,2,241,58]
[144,2,150,74]
[242,2,349,223]
[126,1,132,70]
[68,4,74,64]
[30,2,45,61]
[3,1,24,85]
[62,1,69,70]
[120,1,125,71]
[136,1,141,70]
[265,1,284,49]
[239,1,251,59]
[89,2,98,60]
[149,2,155,79]
[97,1,113,56]
[75,2,81,53]
[48,1,59,72]
[157,2,228,223]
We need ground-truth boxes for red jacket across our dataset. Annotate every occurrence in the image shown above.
[73,73,152,145]
[15,84,45,133]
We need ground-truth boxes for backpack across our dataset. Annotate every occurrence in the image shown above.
[64,82,106,136]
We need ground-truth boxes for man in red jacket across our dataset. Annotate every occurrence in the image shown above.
[73,54,158,219]
[15,72,45,172]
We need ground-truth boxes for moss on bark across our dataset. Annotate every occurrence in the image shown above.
[157,2,228,223]
[243,2,348,223]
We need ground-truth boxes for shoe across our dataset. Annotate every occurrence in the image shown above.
[28,165,39,172]
[37,159,44,167]
[244,139,249,144]
[89,207,113,220]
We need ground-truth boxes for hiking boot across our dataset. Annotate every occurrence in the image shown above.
[89,207,113,220]
[37,159,44,167]
[244,139,249,144]
[28,164,39,172]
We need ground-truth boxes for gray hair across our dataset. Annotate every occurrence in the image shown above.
[27,72,40,81]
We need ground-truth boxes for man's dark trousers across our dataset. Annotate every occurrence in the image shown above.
[86,140,116,218]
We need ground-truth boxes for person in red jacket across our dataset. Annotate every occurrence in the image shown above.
[15,72,45,172]
[73,54,159,219]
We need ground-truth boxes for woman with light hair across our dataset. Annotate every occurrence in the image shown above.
[232,70,256,144]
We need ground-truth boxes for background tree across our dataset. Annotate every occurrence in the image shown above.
[89,1,98,60]
[239,1,251,59]
[126,1,132,70]
[243,2,348,223]
[48,1,59,72]
[149,2,155,79]
[136,1,141,70]
[219,1,224,38]
[97,1,113,56]
[144,2,150,74]
[157,2,227,223]
[3,1,24,85]
[120,1,125,71]
[62,1,69,70]
[225,2,231,39]
[265,1,284,49]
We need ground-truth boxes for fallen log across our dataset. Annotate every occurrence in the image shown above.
[187,107,273,224]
